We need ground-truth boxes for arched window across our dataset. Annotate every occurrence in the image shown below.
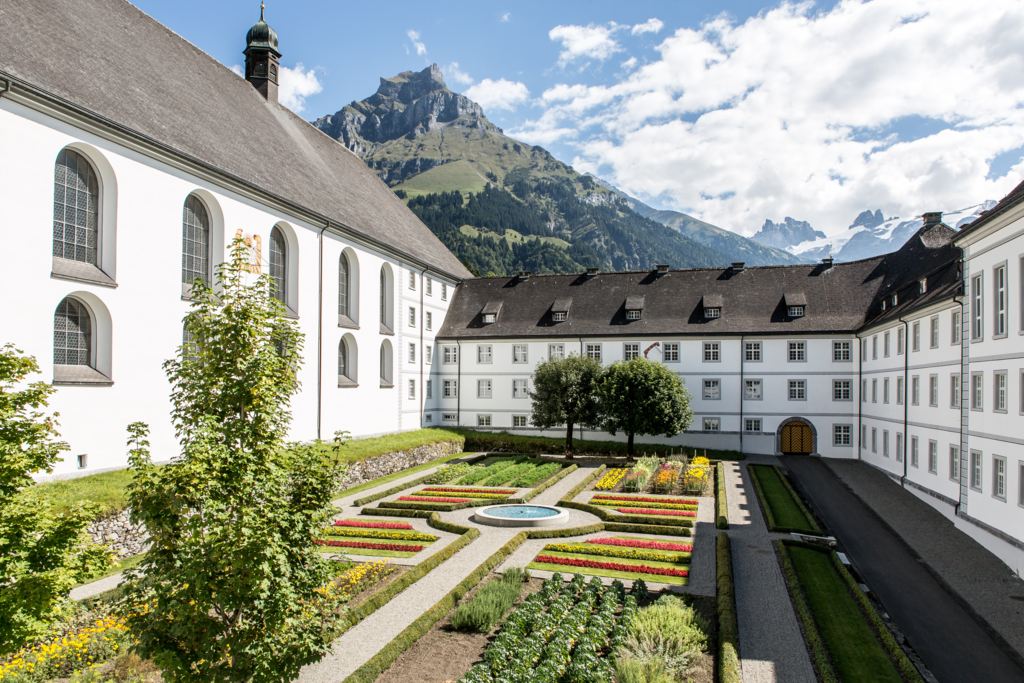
[182,194,211,286]
[339,253,351,318]
[379,264,394,333]
[54,297,92,367]
[269,226,287,304]
[379,340,393,386]
[339,339,348,379]
[53,149,99,265]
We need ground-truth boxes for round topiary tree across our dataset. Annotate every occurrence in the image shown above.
[529,355,604,456]
[598,357,692,457]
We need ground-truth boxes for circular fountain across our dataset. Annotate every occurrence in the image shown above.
[473,504,568,527]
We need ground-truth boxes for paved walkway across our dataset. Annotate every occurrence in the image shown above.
[824,459,1024,662]
[784,456,1024,683]
[70,572,124,601]
[724,460,816,683]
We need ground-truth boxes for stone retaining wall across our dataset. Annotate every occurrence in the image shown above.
[86,440,464,558]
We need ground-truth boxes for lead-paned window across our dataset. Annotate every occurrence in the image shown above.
[443,379,457,398]
[745,418,762,432]
[745,341,762,362]
[833,340,851,362]
[744,379,762,400]
[443,345,458,364]
[704,342,720,362]
[834,424,851,446]
[703,417,721,431]
[182,195,210,286]
[513,344,528,364]
[478,344,493,364]
[53,149,99,265]
[703,379,721,400]
[478,379,492,399]
[994,264,1007,337]
[269,227,287,304]
[53,298,92,367]
[788,341,806,362]
[663,342,680,362]
[623,343,640,360]
[788,379,806,400]
[548,343,565,360]
[586,343,602,362]
[833,380,851,401]
[513,378,529,399]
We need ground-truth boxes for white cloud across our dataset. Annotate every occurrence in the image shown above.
[549,23,622,66]
[631,18,663,35]
[500,11,511,23]
[407,29,427,57]
[621,56,639,71]
[464,78,530,112]
[521,0,1024,236]
[278,63,323,114]
[445,62,474,87]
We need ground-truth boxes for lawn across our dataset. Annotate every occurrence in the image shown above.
[781,543,909,683]
[30,468,136,515]
[393,160,489,198]
[747,464,822,534]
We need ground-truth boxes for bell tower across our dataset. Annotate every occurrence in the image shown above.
[244,2,281,103]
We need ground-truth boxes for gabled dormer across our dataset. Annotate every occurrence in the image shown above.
[480,300,502,324]
[703,294,723,319]
[784,292,806,318]
[624,295,644,321]
[550,297,572,322]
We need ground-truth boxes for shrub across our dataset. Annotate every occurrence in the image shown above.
[450,568,526,633]
[716,462,729,530]
[615,655,674,683]
[616,595,708,680]
[543,542,690,564]
[716,534,741,683]
[428,463,477,484]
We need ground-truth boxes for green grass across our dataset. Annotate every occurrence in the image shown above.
[320,546,422,558]
[527,560,688,586]
[336,450,471,498]
[78,552,146,586]
[747,464,822,534]
[317,428,465,466]
[30,468,136,515]
[394,160,489,198]
[456,429,744,460]
[459,224,571,249]
[783,544,906,683]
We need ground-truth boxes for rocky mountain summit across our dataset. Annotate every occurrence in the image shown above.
[752,217,827,252]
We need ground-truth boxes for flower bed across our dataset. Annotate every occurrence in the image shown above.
[332,519,413,530]
[591,494,698,506]
[591,498,697,511]
[420,486,517,495]
[543,542,691,564]
[409,490,510,500]
[397,495,472,504]
[321,527,438,542]
[316,539,425,553]
[593,467,627,491]
[652,461,682,493]
[533,554,689,579]
[0,615,130,681]
[587,537,693,552]
[615,507,696,517]
[621,456,660,492]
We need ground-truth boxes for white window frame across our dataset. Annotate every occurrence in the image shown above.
[930,315,939,349]
[911,375,920,406]
[929,374,938,407]
[408,306,417,328]
[407,378,416,400]
[949,445,960,481]
[703,417,721,432]
[833,424,852,447]
[833,340,851,362]
[912,321,920,352]
[896,432,904,462]
[477,379,492,399]
[512,344,528,364]
[744,378,763,401]
[910,436,919,467]
[512,378,529,399]
[951,309,961,345]
[994,263,1007,338]
[548,343,565,361]
[971,273,984,341]
[745,418,763,433]
[950,373,960,408]
[788,341,806,362]
[408,343,416,364]
[833,379,852,401]
[585,343,602,363]
[994,370,1007,413]
[477,414,492,427]
[928,440,938,474]
[897,376,905,405]
[993,454,1006,500]
[477,344,493,364]
[970,450,982,491]
[971,372,984,411]
[703,342,721,362]
[443,379,458,398]
[443,345,458,365]
[623,342,640,360]
[703,379,722,401]
[512,415,529,428]
[663,342,680,362]
[788,379,807,401]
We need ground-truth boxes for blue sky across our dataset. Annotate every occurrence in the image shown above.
[133,0,1024,238]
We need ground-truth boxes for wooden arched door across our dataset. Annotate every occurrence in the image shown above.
[780,421,814,454]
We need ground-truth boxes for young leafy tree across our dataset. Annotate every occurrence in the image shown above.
[598,357,692,457]
[529,355,603,455]
[0,345,108,655]
[121,238,344,682]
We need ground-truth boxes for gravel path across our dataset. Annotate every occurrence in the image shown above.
[824,459,1024,663]
[726,460,816,683]
[70,572,124,601]
[296,528,519,682]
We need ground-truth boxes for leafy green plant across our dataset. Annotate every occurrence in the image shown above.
[450,568,526,633]
[120,239,344,682]
[615,595,708,681]
[529,355,604,455]
[598,359,693,456]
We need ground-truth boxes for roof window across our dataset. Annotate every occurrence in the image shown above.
[480,300,502,325]
[624,295,644,321]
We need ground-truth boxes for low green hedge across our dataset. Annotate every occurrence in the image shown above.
[716,534,740,683]
[376,498,507,512]
[521,463,578,502]
[343,533,528,683]
[525,523,604,539]
[559,464,606,502]
[716,462,729,530]
[359,507,432,519]
[603,521,692,537]
[456,429,745,460]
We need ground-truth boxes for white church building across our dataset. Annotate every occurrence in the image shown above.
[1,0,1023,573]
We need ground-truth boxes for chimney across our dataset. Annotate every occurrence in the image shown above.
[821,256,834,269]
[585,267,599,276]
[244,2,281,103]
[517,270,532,280]
[655,264,670,274]
[922,211,942,227]
[731,261,745,272]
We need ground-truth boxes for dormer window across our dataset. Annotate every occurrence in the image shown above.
[702,294,723,320]
[480,300,502,325]
[919,278,927,294]
[892,293,898,306]
[705,307,721,319]
[784,292,807,319]
[788,305,805,318]
[550,297,572,323]
[624,295,644,322]
[881,300,887,311]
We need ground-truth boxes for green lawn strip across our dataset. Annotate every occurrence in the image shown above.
[526,560,687,586]
[777,541,913,683]
[30,468,136,516]
[323,428,466,466]
[537,549,689,571]
[335,450,472,498]
[748,464,822,534]
[319,546,420,559]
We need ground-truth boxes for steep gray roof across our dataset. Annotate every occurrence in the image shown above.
[438,258,890,339]
[0,0,471,279]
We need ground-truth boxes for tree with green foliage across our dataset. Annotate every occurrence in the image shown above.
[598,358,692,457]
[121,238,344,682]
[0,345,108,655]
[529,355,604,455]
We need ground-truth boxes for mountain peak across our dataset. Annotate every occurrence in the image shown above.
[751,216,827,251]
[850,209,885,230]
[376,64,448,100]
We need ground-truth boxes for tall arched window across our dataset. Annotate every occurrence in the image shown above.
[53,149,99,265]
[269,226,287,304]
[379,340,393,386]
[54,297,92,367]
[182,195,211,287]
[339,253,351,318]
[339,339,348,379]
[379,264,394,333]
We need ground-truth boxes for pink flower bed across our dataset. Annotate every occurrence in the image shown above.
[316,539,424,552]
[332,519,413,530]
[421,486,517,495]
[617,507,697,517]
[534,554,689,578]
[586,537,693,552]
[397,496,472,504]
[592,494,699,506]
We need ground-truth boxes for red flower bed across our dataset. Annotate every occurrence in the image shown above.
[586,537,693,552]
[316,539,424,552]
[421,486,517,495]
[592,494,698,506]
[616,507,696,517]
[534,554,689,578]
[397,496,472,504]
[332,519,413,530]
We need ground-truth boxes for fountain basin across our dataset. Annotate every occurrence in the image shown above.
[473,504,567,528]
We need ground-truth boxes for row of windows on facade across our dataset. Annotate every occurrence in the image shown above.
[969,260,1022,341]
[864,309,963,360]
[437,340,855,366]
[861,370,1021,414]
[862,426,1023,506]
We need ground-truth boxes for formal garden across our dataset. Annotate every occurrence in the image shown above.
[0,241,925,682]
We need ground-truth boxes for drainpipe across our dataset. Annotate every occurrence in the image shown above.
[578,336,585,444]
[456,339,462,427]
[419,267,427,427]
[739,335,745,455]
[898,315,910,487]
[857,333,863,461]
[316,225,327,440]
[954,291,967,516]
